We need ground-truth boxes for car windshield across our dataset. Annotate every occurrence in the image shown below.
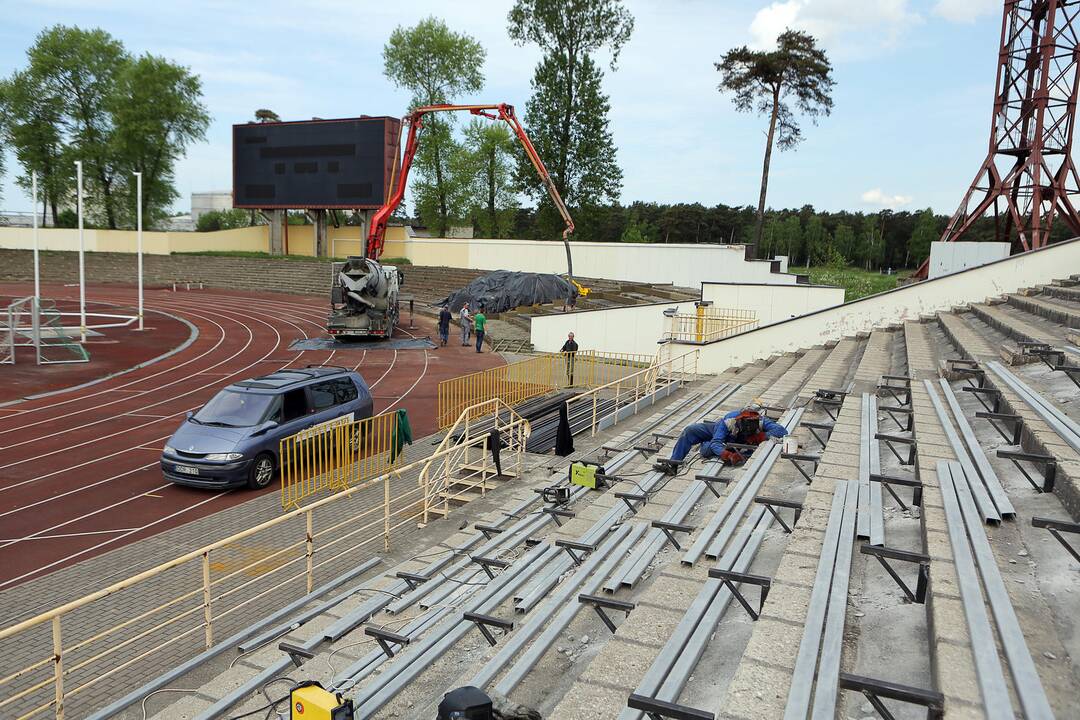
[192,390,276,427]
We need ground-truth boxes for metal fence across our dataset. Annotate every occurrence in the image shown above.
[279,411,402,510]
[565,346,700,436]
[3,297,90,365]
[436,350,653,429]
[0,404,529,720]
[665,306,758,344]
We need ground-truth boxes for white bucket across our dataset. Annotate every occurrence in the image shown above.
[782,436,799,454]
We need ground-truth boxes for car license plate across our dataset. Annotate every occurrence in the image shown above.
[174,464,200,476]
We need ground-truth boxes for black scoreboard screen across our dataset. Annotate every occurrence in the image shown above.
[232,117,401,209]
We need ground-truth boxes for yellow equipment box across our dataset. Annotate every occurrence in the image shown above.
[570,461,599,489]
[290,683,354,720]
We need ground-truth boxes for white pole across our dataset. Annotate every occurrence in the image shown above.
[32,171,40,302]
[134,171,144,330]
[76,160,86,343]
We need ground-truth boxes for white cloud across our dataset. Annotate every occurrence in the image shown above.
[861,188,913,208]
[749,0,922,58]
[932,0,999,24]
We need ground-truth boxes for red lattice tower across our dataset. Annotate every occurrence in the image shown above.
[919,0,1080,277]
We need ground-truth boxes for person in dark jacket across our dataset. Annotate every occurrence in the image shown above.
[658,405,787,472]
[437,305,452,347]
[560,332,579,384]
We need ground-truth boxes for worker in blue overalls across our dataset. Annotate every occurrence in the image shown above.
[656,404,788,474]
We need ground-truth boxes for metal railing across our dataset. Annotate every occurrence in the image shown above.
[565,346,700,436]
[436,350,652,429]
[0,404,528,720]
[665,307,758,344]
[279,410,402,510]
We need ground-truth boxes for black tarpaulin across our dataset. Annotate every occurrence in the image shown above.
[437,270,576,313]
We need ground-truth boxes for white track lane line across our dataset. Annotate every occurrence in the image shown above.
[0,297,320,461]
[381,347,430,413]
[369,350,398,388]
[0,527,140,542]
[0,290,327,439]
[0,491,229,591]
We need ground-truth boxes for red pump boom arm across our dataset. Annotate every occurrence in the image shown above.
[367,103,576,285]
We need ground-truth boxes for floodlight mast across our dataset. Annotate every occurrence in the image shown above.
[366,103,576,286]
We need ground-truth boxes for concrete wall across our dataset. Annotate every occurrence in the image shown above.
[929,241,1010,278]
[530,300,697,356]
[695,237,1080,373]
[700,282,845,326]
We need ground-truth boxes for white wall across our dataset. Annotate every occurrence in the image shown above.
[530,301,698,356]
[390,238,800,288]
[696,238,1080,374]
[700,282,846,326]
[929,241,1010,279]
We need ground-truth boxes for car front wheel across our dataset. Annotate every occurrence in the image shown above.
[247,453,276,490]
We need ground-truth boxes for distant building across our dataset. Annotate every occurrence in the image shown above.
[191,192,233,222]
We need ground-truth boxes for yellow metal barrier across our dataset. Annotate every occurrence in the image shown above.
[0,404,529,720]
[565,347,700,436]
[279,411,401,510]
[666,307,758,344]
[436,351,654,429]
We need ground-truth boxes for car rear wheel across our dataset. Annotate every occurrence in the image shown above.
[247,452,275,490]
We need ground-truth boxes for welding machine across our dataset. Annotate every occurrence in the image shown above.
[289,681,354,720]
[569,460,605,490]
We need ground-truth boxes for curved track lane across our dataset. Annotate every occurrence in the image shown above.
[0,283,503,589]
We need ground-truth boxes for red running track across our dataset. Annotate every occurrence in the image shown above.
[0,283,504,590]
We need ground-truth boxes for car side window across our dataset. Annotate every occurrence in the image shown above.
[331,378,358,404]
[309,381,336,412]
[281,388,308,421]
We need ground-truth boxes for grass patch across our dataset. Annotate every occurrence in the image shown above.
[170,251,412,265]
[800,265,911,301]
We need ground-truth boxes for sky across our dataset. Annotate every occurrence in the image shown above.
[0,0,1006,216]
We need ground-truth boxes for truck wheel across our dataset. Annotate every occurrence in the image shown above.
[247,453,276,490]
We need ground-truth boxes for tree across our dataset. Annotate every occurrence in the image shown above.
[508,0,633,237]
[2,25,208,229]
[834,223,856,262]
[803,214,827,268]
[463,119,518,238]
[383,17,485,237]
[908,208,937,266]
[196,209,250,232]
[109,54,209,228]
[254,109,280,123]
[716,30,835,250]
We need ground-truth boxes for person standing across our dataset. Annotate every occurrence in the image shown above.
[459,303,472,346]
[560,331,579,385]
[473,308,487,353]
[437,305,452,347]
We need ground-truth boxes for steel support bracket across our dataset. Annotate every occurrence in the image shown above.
[803,421,835,449]
[627,694,715,720]
[1032,516,1080,565]
[875,432,916,466]
[463,611,513,647]
[556,539,596,566]
[578,593,635,633]
[753,495,803,533]
[364,625,411,659]
[975,411,1023,445]
[474,524,504,540]
[859,544,929,604]
[615,491,647,514]
[541,506,576,526]
[651,520,695,551]
[877,380,912,407]
[395,571,429,592]
[782,452,821,483]
[962,384,1001,413]
[996,449,1056,492]
[278,641,314,668]
[471,555,510,579]
[694,473,730,497]
[879,404,914,432]
[870,472,922,509]
[707,568,771,620]
[838,672,943,720]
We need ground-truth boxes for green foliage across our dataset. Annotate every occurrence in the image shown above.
[803,214,828,267]
[383,17,485,237]
[908,207,938,264]
[716,30,835,247]
[833,223,856,262]
[508,0,632,238]
[463,120,518,238]
[254,109,280,123]
[804,265,907,301]
[195,209,251,232]
[55,208,77,228]
[0,25,208,229]
[620,218,649,242]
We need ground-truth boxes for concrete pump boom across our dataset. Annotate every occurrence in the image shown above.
[366,103,576,288]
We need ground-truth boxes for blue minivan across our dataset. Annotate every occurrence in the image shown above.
[161,367,374,490]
